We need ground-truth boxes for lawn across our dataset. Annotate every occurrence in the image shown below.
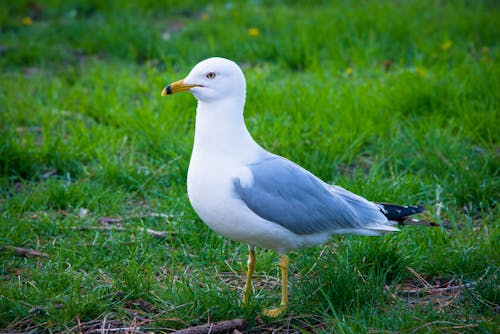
[0,0,498,332]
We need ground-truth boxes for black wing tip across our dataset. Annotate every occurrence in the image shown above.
[376,203,449,228]
[377,202,425,220]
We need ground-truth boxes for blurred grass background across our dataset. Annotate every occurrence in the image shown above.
[0,0,498,332]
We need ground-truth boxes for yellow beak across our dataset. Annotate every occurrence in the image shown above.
[161,79,200,96]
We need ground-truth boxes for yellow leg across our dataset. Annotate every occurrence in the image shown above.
[243,246,256,305]
[263,254,289,317]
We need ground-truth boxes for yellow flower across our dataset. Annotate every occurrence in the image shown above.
[22,17,32,26]
[345,67,353,76]
[441,40,452,51]
[248,28,260,37]
[201,13,209,21]
[415,66,425,77]
[481,46,490,55]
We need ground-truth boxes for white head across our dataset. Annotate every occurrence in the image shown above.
[162,57,246,104]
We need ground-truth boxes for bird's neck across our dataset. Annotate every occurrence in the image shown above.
[192,99,260,160]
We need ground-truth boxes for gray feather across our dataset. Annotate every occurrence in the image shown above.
[232,156,389,235]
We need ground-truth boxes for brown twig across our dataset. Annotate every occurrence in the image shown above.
[1,245,49,258]
[100,213,172,224]
[66,315,149,334]
[172,318,246,334]
[406,267,432,289]
[143,228,170,238]
[40,169,57,179]
[72,226,170,238]
[401,282,474,296]
[409,320,477,333]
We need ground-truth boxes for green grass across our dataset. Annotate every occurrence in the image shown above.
[1,0,498,332]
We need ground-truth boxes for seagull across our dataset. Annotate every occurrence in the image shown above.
[161,57,427,317]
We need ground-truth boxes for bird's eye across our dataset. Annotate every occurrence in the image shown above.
[206,72,216,79]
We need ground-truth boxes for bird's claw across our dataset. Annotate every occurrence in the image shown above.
[262,305,287,317]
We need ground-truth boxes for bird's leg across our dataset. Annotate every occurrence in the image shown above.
[279,253,289,307]
[263,254,289,317]
[243,246,256,305]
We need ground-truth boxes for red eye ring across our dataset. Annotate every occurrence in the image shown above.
[206,72,216,79]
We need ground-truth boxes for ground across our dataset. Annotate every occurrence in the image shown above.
[0,0,498,333]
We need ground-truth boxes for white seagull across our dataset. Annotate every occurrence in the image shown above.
[161,57,427,317]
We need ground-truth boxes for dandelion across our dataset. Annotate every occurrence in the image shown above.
[345,67,353,76]
[248,28,259,37]
[22,17,32,26]
[441,40,452,51]
[415,66,425,77]
[201,13,209,21]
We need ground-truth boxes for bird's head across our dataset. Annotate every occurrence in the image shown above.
[162,57,246,104]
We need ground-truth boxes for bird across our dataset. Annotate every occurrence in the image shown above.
[161,57,429,317]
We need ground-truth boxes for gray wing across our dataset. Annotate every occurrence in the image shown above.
[232,155,390,235]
